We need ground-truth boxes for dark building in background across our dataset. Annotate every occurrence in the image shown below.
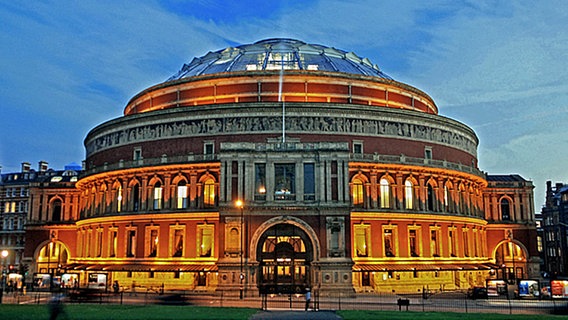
[541,181,568,277]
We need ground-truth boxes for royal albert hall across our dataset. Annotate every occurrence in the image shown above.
[34,38,539,296]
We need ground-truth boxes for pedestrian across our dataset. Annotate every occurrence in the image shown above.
[113,280,120,294]
[48,294,66,320]
[305,288,311,311]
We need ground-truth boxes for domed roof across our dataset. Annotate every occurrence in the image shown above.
[167,38,392,81]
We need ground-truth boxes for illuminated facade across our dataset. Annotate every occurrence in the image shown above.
[22,38,539,295]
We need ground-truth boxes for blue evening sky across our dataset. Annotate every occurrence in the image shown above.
[1,1,567,209]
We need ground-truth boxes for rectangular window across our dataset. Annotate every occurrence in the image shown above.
[384,228,396,257]
[463,229,469,257]
[254,163,266,201]
[109,229,118,257]
[424,147,432,160]
[86,229,92,257]
[354,224,369,257]
[353,142,363,154]
[126,229,136,258]
[303,163,315,201]
[204,142,214,155]
[96,229,103,257]
[133,147,142,161]
[430,229,441,257]
[449,229,457,257]
[473,230,479,257]
[146,228,159,257]
[170,227,185,257]
[409,229,418,257]
[197,224,214,257]
[274,163,295,200]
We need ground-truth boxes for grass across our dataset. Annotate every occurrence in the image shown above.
[0,305,566,320]
[0,305,258,320]
[337,310,567,320]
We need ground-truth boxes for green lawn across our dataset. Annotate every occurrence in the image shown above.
[337,310,567,320]
[0,305,565,320]
[0,305,258,320]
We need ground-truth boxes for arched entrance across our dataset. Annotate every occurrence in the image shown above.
[34,241,70,290]
[494,240,527,284]
[257,223,313,294]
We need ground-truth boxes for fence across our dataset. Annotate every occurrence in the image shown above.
[3,289,568,316]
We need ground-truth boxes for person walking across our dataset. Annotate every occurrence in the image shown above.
[305,288,311,311]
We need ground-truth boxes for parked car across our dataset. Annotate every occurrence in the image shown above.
[467,286,488,299]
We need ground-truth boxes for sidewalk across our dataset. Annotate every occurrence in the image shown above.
[251,310,342,320]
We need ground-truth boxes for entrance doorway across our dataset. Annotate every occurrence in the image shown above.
[257,223,313,294]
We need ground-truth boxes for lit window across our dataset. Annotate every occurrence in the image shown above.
[146,228,159,257]
[384,228,396,257]
[116,185,122,213]
[153,183,163,210]
[203,178,216,207]
[352,178,364,206]
[354,225,369,257]
[274,164,295,200]
[197,224,214,257]
[444,185,449,210]
[404,180,413,209]
[109,229,118,257]
[430,229,441,257]
[177,182,188,209]
[255,164,267,201]
[171,228,184,257]
[380,178,390,208]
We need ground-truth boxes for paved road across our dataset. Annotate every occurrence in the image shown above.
[250,310,342,320]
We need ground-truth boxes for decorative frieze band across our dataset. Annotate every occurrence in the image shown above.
[86,114,477,156]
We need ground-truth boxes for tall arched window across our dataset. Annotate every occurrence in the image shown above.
[352,178,364,207]
[51,199,62,222]
[116,185,123,213]
[177,181,188,209]
[427,184,435,211]
[153,182,163,210]
[131,184,140,212]
[501,198,511,220]
[404,180,413,209]
[380,178,390,208]
[444,185,449,211]
[203,178,216,207]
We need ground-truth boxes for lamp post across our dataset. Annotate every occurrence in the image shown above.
[1,249,8,304]
[236,200,244,299]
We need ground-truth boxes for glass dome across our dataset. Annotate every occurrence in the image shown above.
[167,38,392,81]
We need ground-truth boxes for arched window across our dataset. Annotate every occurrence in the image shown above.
[352,178,364,207]
[404,179,413,209]
[427,184,435,211]
[444,185,450,212]
[116,185,123,213]
[177,181,188,209]
[380,178,390,208]
[51,199,62,222]
[501,198,511,220]
[203,178,216,207]
[153,182,163,210]
[132,184,140,212]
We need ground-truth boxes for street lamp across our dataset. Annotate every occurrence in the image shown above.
[236,200,244,299]
[1,249,9,304]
